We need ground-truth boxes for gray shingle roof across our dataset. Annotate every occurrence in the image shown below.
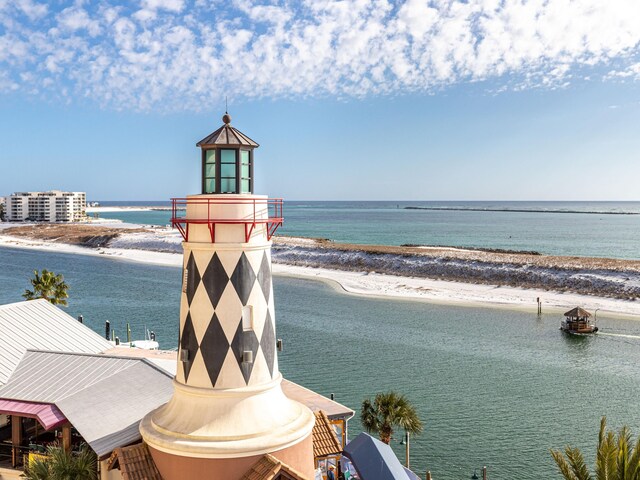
[0,350,174,457]
[0,299,112,386]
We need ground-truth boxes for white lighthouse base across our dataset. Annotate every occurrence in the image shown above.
[140,374,315,478]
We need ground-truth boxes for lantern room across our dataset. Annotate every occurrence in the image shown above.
[196,113,259,195]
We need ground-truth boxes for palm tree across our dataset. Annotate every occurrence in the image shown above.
[22,443,97,480]
[23,269,69,306]
[361,391,423,444]
[551,417,640,480]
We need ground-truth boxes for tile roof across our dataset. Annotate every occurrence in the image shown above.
[241,454,308,480]
[108,443,163,480]
[313,411,342,458]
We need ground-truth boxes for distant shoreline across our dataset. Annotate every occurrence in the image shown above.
[405,206,639,215]
[0,223,639,317]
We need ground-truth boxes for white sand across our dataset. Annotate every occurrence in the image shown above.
[86,206,168,213]
[1,234,639,318]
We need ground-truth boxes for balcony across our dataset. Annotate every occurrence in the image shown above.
[171,197,283,243]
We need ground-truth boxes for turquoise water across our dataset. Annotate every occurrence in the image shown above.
[3,246,640,479]
[96,201,640,259]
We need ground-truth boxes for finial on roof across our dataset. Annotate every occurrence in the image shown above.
[222,112,231,125]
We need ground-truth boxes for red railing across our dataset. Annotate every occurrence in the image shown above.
[170,197,283,243]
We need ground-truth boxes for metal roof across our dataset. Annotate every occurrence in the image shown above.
[343,433,411,480]
[0,350,173,457]
[106,348,355,421]
[0,299,112,386]
[281,380,354,421]
[196,123,259,148]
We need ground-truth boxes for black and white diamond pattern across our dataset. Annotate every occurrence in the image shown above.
[201,253,228,309]
[178,246,276,389]
[180,312,199,381]
[185,252,200,306]
[256,251,272,303]
[230,252,256,306]
[260,310,276,378]
[199,313,229,386]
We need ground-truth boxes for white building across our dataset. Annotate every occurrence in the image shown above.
[5,190,86,222]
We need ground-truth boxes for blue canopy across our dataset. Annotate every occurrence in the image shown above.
[343,433,411,480]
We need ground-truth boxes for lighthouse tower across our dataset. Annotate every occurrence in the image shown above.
[140,114,315,479]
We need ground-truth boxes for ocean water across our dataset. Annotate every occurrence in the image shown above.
[2,246,640,479]
[95,201,640,259]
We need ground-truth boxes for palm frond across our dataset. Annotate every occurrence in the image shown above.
[551,449,579,480]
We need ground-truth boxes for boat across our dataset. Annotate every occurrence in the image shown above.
[560,307,598,334]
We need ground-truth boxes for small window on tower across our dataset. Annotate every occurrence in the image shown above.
[204,150,216,193]
[183,268,188,293]
[240,150,251,193]
[242,305,253,331]
[220,149,237,193]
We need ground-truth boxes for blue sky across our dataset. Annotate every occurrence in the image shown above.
[1,0,640,201]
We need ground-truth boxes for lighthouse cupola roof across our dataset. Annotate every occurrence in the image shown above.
[196,113,259,148]
[198,113,258,195]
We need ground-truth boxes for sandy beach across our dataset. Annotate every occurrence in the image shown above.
[1,223,640,318]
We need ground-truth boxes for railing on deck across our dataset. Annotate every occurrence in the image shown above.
[170,197,284,243]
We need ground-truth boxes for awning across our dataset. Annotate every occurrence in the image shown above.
[343,432,411,480]
[0,399,67,430]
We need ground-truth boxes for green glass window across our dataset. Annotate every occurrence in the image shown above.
[204,150,216,193]
[220,149,235,164]
[240,150,251,194]
[221,163,236,177]
[220,149,237,193]
[221,178,236,193]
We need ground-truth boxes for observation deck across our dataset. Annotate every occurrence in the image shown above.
[170,196,283,243]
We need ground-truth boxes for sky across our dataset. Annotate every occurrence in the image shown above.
[1,0,640,201]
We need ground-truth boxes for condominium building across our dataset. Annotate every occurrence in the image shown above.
[5,191,87,222]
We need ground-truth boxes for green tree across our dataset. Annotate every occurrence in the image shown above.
[551,417,640,480]
[361,391,423,444]
[0,203,5,221]
[22,443,97,480]
[23,269,69,306]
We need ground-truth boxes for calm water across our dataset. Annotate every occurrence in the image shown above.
[2,246,640,479]
[95,201,640,259]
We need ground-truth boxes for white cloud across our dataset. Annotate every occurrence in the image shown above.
[57,6,101,36]
[605,62,640,80]
[141,0,184,13]
[0,0,639,110]
[15,0,48,20]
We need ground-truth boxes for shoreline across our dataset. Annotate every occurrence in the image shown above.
[1,233,639,318]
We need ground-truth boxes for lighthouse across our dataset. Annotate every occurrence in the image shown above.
[140,114,316,479]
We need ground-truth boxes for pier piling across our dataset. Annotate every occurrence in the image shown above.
[537,297,542,315]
